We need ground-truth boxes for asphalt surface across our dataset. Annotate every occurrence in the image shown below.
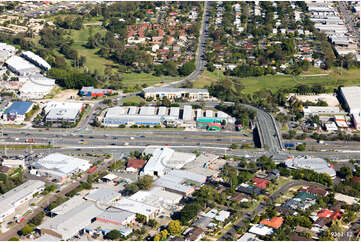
[338,2,360,44]
[218,180,330,240]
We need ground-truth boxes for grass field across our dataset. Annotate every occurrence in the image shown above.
[192,67,360,93]
[121,73,182,87]
[121,95,145,105]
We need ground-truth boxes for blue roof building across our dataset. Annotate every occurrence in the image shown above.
[5,101,33,115]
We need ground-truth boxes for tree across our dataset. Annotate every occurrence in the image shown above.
[179,202,200,225]
[9,237,19,241]
[29,211,45,226]
[136,213,147,224]
[160,229,169,240]
[230,143,239,149]
[296,143,306,151]
[104,230,121,240]
[153,234,161,241]
[21,225,34,236]
[148,219,158,229]
[168,220,182,235]
[123,183,139,195]
[330,220,345,233]
[137,175,153,190]
[339,166,353,180]
[179,61,195,76]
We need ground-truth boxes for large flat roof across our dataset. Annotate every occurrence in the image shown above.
[39,201,103,240]
[51,196,85,215]
[6,55,40,73]
[340,86,360,113]
[22,51,51,70]
[84,188,121,205]
[33,153,91,176]
[4,101,33,115]
[112,198,158,217]
[285,156,336,177]
[0,180,45,217]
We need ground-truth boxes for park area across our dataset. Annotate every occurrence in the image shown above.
[191,67,360,94]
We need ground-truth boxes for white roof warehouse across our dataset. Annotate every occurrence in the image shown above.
[31,153,91,183]
[44,102,85,123]
[21,51,51,71]
[5,55,40,76]
[0,180,45,222]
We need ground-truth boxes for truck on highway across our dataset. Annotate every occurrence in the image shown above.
[284,143,294,148]
[26,139,35,143]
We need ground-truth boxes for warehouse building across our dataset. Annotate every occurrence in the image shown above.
[0,180,45,222]
[0,43,16,63]
[112,198,159,221]
[51,196,86,216]
[19,75,56,99]
[284,156,336,178]
[95,208,135,226]
[129,187,183,211]
[1,159,25,168]
[103,105,235,127]
[340,86,360,115]
[302,106,340,116]
[39,201,103,240]
[5,55,40,76]
[21,51,51,71]
[84,188,122,205]
[45,102,85,123]
[142,87,210,101]
[141,146,196,176]
[31,153,92,183]
[79,86,113,96]
[3,101,33,123]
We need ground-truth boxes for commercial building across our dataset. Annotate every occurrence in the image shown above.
[1,159,25,168]
[0,180,45,222]
[51,196,86,216]
[31,153,92,183]
[3,101,33,123]
[5,55,40,76]
[112,198,159,221]
[142,87,210,101]
[19,75,56,99]
[79,86,113,96]
[284,156,336,178]
[39,201,103,240]
[153,176,194,196]
[84,220,133,237]
[95,208,135,226]
[324,121,338,131]
[182,153,221,178]
[84,188,122,205]
[21,51,51,71]
[340,86,360,115]
[141,147,196,176]
[45,102,85,123]
[302,106,340,116]
[334,115,348,128]
[129,187,183,210]
[102,105,235,127]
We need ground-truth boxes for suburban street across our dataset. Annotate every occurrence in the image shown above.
[219,180,330,241]
[338,2,360,44]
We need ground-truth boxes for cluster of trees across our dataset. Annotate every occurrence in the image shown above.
[0,171,25,195]
[54,16,83,30]
[46,196,69,211]
[123,175,153,196]
[48,68,96,89]
[277,164,333,187]
[154,220,182,240]
[179,202,200,225]
[217,101,256,127]
[256,155,276,171]
[334,165,360,197]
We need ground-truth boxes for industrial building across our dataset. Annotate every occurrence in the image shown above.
[95,208,135,226]
[31,153,92,183]
[152,169,206,196]
[84,188,122,205]
[112,198,159,221]
[19,75,56,99]
[3,101,33,123]
[302,106,340,116]
[44,102,85,123]
[5,55,41,76]
[0,43,16,63]
[79,86,113,96]
[141,146,196,176]
[129,187,183,211]
[51,196,86,216]
[21,51,51,71]
[102,105,235,127]
[84,220,133,237]
[142,87,210,101]
[0,180,45,222]
[1,159,25,168]
[284,156,336,178]
[39,201,103,240]
[340,86,360,115]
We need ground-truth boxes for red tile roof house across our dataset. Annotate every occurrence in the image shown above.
[299,186,328,196]
[317,209,343,220]
[261,217,284,229]
[126,159,146,172]
[253,177,269,189]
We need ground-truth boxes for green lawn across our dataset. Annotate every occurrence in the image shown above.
[192,67,360,93]
[121,95,145,105]
[121,72,182,87]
